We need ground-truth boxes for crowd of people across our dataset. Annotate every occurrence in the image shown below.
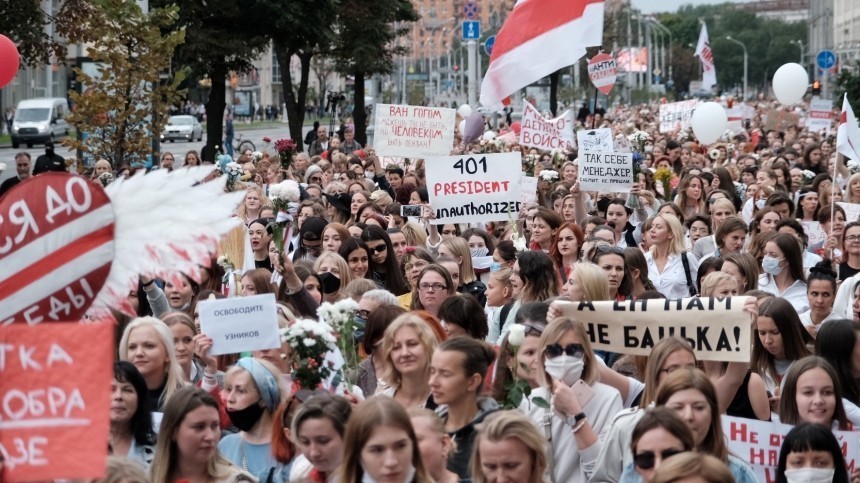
[4,95,860,483]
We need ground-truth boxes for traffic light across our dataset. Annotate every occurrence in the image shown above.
[812,80,821,96]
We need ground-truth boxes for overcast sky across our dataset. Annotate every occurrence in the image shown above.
[633,0,748,14]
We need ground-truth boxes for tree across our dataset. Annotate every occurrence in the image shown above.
[65,0,185,169]
[0,0,96,66]
[835,63,860,106]
[333,0,418,145]
[152,0,271,160]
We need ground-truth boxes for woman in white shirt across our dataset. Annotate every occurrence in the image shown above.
[758,233,809,313]
[645,213,699,299]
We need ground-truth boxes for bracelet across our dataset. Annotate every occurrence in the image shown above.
[571,419,588,434]
[142,279,155,288]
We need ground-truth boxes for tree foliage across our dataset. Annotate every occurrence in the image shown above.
[0,0,97,66]
[835,63,860,107]
[66,0,185,168]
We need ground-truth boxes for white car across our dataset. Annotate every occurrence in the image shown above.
[162,115,203,142]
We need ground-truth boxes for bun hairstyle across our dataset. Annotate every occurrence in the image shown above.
[808,259,837,291]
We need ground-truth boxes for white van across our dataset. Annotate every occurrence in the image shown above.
[11,98,70,148]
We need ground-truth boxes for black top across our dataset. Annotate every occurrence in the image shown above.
[0,176,21,198]
[727,370,767,421]
[839,262,860,282]
[33,153,67,175]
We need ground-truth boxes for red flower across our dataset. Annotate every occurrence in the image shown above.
[262,137,272,143]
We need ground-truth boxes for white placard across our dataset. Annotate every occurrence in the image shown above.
[198,293,281,355]
[519,101,575,150]
[426,152,522,224]
[807,98,833,135]
[520,175,538,205]
[659,100,698,133]
[373,104,456,158]
[839,202,860,223]
[576,128,613,152]
[578,150,634,192]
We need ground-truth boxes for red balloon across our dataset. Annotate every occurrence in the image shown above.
[511,121,522,135]
[0,34,19,89]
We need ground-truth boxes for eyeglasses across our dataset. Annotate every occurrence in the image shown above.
[544,343,584,359]
[418,283,447,292]
[634,449,685,470]
[369,244,387,253]
[846,235,860,242]
[354,309,371,319]
[596,245,625,255]
[310,176,322,183]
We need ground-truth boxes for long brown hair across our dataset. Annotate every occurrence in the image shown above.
[655,369,728,462]
[779,356,849,430]
[751,298,813,386]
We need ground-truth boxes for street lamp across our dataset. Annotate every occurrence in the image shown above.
[650,18,673,84]
[790,39,805,65]
[725,36,748,101]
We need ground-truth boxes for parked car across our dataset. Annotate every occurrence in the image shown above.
[162,115,203,142]
[11,98,70,148]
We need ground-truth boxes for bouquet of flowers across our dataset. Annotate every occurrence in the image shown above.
[503,324,549,410]
[274,138,297,172]
[848,160,860,176]
[216,255,235,285]
[654,167,674,201]
[801,169,817,187]
[522,153,540,177]
[316,298,361,388]
[539,170,559,182]
[224,162,242,192]
[251,151,264,163]
[267,179,301,261]
[281,319,338,390]
[98,172,115,187]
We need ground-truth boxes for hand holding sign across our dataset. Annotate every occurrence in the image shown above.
[198,294,281,355]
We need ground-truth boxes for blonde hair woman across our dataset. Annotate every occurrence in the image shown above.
[313,251,354,303]
[845,173,860,204]
[565,262,610,301]
[645,213,700,299]
[471,411,549,483]
[119,317,187,412]
[235,185,271,226]
[651,452,735,483]
[379,313,441,409]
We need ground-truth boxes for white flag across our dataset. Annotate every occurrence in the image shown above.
[695,23,717,91]
[838,94,860,161]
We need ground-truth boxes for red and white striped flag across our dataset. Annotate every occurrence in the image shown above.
[695,23,716,91]
[479,0,604,107]
[837,94,860,161]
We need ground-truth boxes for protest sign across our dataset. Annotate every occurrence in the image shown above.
[0,322,113,481]
[659,100,698,133]
[576,128,613,152]
[198,293,281,355]
[800,220,825,247]
[807,98,834,135]
[0,173,115,325]
[520,175,538,206]
[426,152,522,225]
[374,104,456,158]
[587,52,617,95]
[839,202,860,223]
[519,101,575,151]
[578,150,634,192]
[556,297,751,362]
[723,415,860,483]
[764,109,799,132]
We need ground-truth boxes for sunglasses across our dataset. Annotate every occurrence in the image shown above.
[522,322,545,336]
[596,244,625,255]
[634,448,685,470]
[369,244,387,253]
[544,343,584,359]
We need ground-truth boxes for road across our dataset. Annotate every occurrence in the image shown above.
[0,123,315,185]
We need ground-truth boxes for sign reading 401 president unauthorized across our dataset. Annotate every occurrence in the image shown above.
[374,104,456,158]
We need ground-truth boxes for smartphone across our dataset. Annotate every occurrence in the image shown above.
[401,205,423,217]
[571,380,595,407]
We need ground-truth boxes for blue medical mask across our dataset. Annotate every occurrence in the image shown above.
[490,262,502,272]
[762,255,783,276]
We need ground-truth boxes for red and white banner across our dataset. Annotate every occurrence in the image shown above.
[0,173,115,325]
[838,94,860,161]
[807,98,833,135]
[695,23,716,91]
[587,52,617,95]
[479,0,604,107]
[519,101,575,150]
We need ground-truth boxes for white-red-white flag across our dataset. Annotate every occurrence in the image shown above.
[479,0,604,107]
[838,94,860,161]
[695,23,716,91]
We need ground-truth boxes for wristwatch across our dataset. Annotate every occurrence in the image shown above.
[566,412,586,428]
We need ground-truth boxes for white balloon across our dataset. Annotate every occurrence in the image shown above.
[457,104,473,118]
[772,63,809,105]
[458,120,466,134]
[690,102,728,145]
[482,131,497,140]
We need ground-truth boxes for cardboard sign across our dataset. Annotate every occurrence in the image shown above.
[0,173,116,325]
[764,109,799,131]
[556,297,751,362]
[198,293,281,355]
[587,52,617,95]
[723,415,860,483]
[519,175,538,206]
[838,202,860,223]
[578,150,634,192]
[0,322,113,481]
[426,152,522,224]
[576,128,613,152]
[800,220,825,247]
[659,100,698,133]
[373,104,456,158]
[808,98,834,135]
[519,101,575,151]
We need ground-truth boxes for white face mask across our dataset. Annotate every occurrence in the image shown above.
[755,199,766,209]
[544,354,584,386]
[784,467,835,483]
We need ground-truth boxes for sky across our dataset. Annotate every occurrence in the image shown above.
[633,0,748,14]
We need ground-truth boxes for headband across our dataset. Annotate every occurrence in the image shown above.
[237,357,281,412]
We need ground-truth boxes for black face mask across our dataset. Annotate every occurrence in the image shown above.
[227,401,265,432]
[318,271,341,294]
[46,148,54,156]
